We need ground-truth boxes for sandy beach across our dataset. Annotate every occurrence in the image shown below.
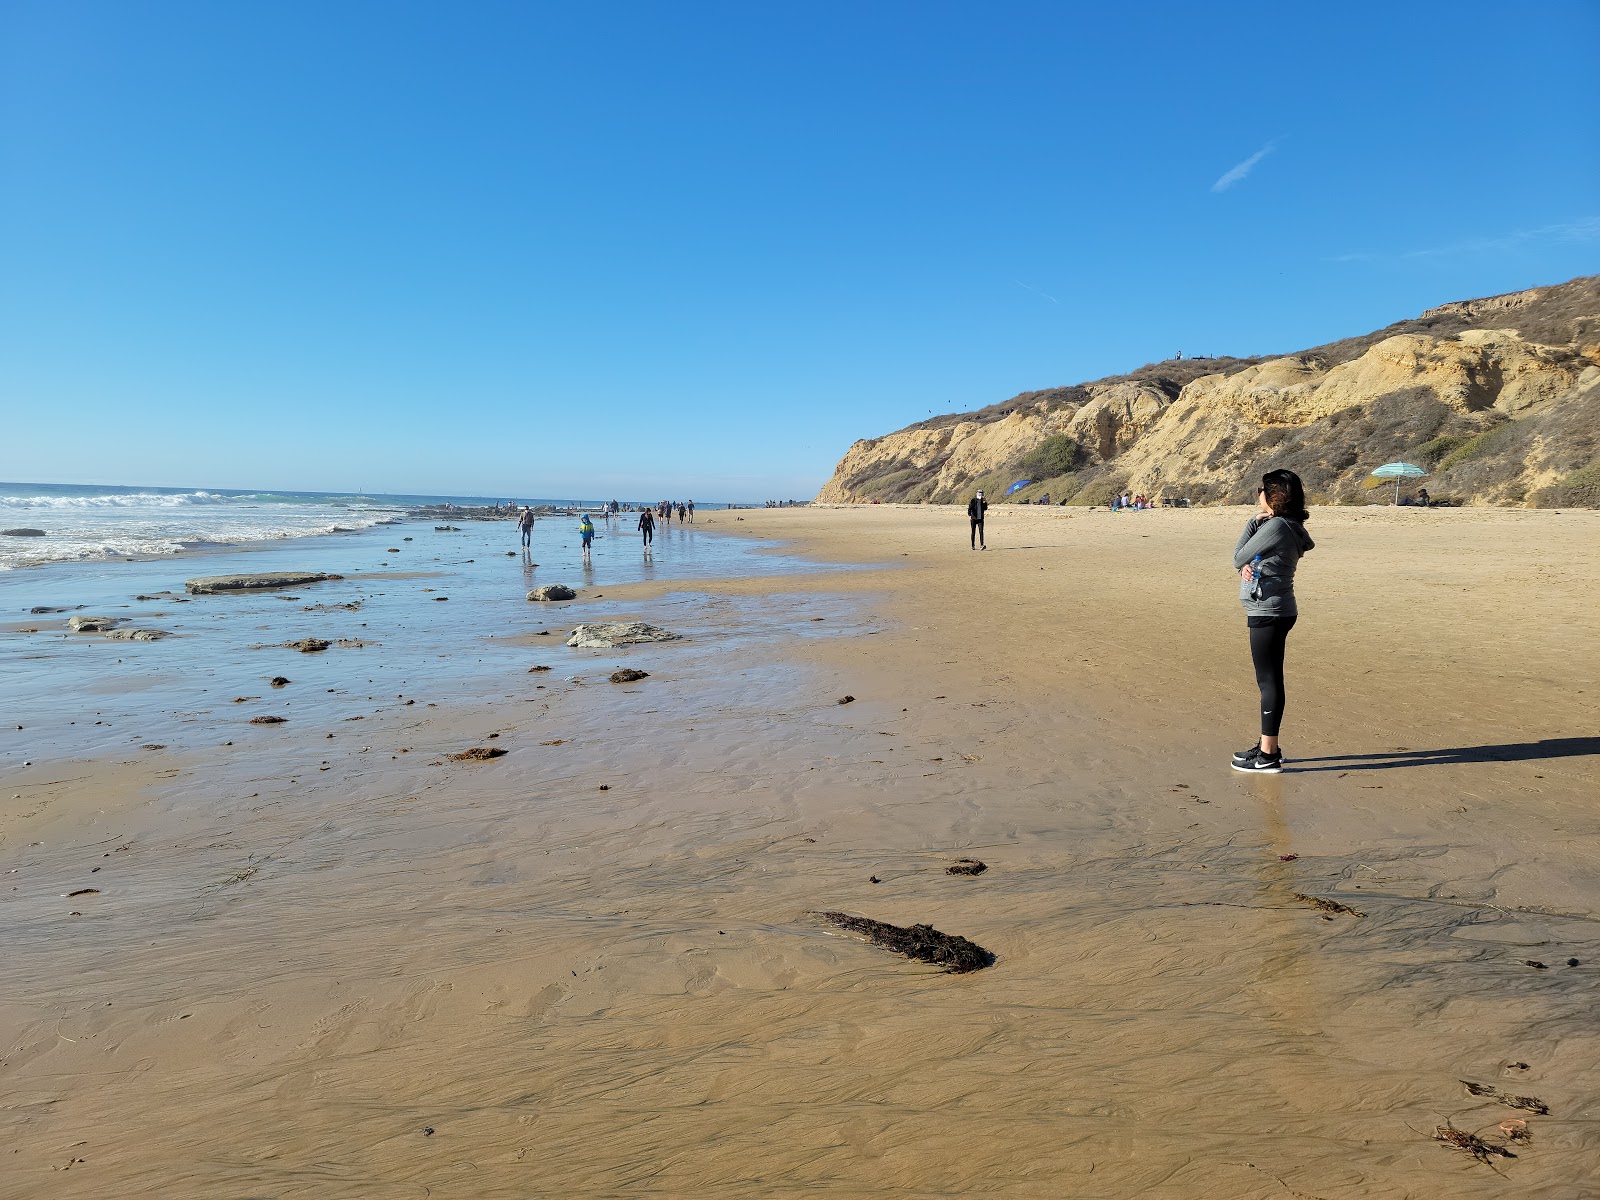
[3,505,1598,1198]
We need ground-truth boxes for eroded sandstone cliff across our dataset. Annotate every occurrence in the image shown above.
[817,276,1600,507]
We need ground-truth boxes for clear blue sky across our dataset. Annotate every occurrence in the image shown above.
[3,1,1596,499]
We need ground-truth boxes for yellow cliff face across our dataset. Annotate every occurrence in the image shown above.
[817,276,1600,508]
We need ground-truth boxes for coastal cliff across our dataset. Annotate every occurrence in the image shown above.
[817,275,1600,507]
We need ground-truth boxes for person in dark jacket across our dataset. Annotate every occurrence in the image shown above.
[967,490,988,549]
[1230,469,1315,773]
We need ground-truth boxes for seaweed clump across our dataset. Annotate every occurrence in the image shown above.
[1292,892,1365,917]
[447,747,508,762]
[1434,1124,1516,1163]
[818,911,995,973]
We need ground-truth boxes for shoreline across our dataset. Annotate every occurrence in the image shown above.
[3,505,1598,1197]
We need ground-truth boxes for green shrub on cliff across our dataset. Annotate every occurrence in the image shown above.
[1533,458,1600,508]
[1020,435,1081,480]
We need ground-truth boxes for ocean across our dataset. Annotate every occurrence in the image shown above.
[0,483,665,571]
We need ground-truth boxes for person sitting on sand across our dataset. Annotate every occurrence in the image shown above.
[967,489,987,550]
[1231,469,1315,774]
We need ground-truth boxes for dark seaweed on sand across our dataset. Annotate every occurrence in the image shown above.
[1292,892,1365,917]
[447,747,508,762]
[1434,1124,1516,1163]
[946,859,987,876]
[818,912,995,973]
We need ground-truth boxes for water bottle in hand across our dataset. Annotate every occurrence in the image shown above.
[1249,555,1264,601]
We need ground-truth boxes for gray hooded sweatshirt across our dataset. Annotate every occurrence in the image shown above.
[1232,515,1315,618]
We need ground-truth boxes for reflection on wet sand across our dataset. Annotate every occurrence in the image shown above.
[3,505,1598,1197]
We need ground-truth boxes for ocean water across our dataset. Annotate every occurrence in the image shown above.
[0,483,662,571]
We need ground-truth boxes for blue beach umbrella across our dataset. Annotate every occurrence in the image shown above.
[1004,479,1033,497]
[1369,461,1428,504]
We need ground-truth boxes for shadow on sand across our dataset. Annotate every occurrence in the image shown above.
[1292,737,1600,772]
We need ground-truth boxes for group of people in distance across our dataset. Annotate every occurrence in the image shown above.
[963,469,1313,774]
[1110,492,1154,511]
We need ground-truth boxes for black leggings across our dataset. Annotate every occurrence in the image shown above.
[1247,614,1297,737]
[970,518,984,548]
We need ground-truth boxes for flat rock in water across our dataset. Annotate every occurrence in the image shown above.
[185,572,339,594]
[67,615,122,633]
[105,628,171,641]
[2,528,47,537]
[609,668,650,683]
[567,622,680,649]
[528,584,577,602]
[286,638,331,653]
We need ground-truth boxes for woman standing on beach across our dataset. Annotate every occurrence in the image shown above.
[1231,469,1314,773]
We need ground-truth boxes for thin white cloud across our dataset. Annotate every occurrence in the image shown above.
[1211,140,1279,193]
[1402,215,1600,259]
[1014,279,1059,304]
[1327,216,1600,263]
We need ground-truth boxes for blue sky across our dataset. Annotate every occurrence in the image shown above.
[3,1,1596,500]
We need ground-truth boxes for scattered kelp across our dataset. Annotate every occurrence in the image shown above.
[447,747,507,762]
[817,911,995,973]
[946,859,988,876]
[1292,892,1365,917]
[1433,1124,1516,1162]
[1460,1080,1549,1114]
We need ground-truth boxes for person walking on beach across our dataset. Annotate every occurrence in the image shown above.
[579,512,595,562]
[1231,469,1314,774]
[517,505,535,547]
[967,489,988,549]
[638,506,655,549]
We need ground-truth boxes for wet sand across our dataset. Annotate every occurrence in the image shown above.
[3,505,1598,1197]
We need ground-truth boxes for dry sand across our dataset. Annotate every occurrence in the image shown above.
[3,504,1598,1198]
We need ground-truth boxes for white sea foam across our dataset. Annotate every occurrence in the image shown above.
[0,487,399,570]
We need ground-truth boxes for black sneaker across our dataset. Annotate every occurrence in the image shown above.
[1232,745,1261,765]
[1232,750,1283,773]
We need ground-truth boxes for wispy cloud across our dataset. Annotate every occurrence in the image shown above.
[1328,216,1600,263]
[1013,279,1059,304]
[1211,140,1279,193]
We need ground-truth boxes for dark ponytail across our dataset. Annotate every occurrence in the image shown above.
[1261,469,1309,521]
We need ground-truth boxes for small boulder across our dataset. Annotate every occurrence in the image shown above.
[105,629,171,641]
[269,676,291,687]
[609,669,650,684]
[1,528,47,537]
[286,638,331,653]
[528,584,577,602]
[566,622,680,649]
[67,615,122,633]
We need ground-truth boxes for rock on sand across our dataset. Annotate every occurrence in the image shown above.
[185,572,339,594]
[67,615,123,633]
[105,629,171,641]
[528,585,578,602]
[567,622,680,649]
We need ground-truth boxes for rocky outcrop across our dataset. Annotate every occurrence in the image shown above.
[67,615,122,632]
[186,572,339,594]
[528,584,577,602]
[105,628,171,641]
[1,528,46,537]
[817,275,1600,508]
[567,622,680,649]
